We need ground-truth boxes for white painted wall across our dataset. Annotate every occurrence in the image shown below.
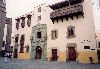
[15,0,97,53]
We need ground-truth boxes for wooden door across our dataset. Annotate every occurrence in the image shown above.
[97,50,100,61]
[13,49,18,58]
[52,49,57,61]
[68,47,76,61]
[35,46,42,59]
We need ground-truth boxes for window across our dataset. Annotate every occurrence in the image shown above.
[84,46,90,49]
[21,17,25,28]
[20,35,25,53]
[26,45,29,52]
[98,42,100,48]
[67,26,76,39]
[37,32,41,38]
[27,15,32,27]
[38,15,41,22]
[15,37,18,42]
[38,7,41,12]
[51,29,58,40]
[16,19,20,30]
[2,41,5,47]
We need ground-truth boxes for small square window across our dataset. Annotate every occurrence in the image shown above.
[37,32,41,38]
[51,30,58,40]
[84,46,90,49]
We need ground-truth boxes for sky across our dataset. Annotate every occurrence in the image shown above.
[6,0,100,34]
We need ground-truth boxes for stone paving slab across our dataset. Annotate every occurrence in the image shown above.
[0,58,100,69]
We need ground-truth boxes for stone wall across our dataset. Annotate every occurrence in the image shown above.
[5,18,12,52]
[0,0,6,56]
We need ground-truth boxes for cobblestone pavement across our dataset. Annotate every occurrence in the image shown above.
[0,58,100,69]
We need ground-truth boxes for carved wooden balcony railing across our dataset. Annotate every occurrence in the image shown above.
[49,0,84,10]
[50,4,84,22]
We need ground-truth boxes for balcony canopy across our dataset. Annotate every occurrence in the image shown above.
[49,0,84,10]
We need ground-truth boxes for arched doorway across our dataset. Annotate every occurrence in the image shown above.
[35,46,42,59]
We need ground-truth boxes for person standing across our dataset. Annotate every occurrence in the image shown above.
[4,52,9,62]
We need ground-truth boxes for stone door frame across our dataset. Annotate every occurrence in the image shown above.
[31,24,47,60]
[66,43,77,62]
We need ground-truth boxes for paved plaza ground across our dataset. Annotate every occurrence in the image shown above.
[0,58,100,69]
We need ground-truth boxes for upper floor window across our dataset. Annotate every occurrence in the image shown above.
[21,17,25,28]
[2,41,5,47]
[98,42,100,48]
[27,15,32,27]
[38,15,41,22]
[16,19,20,30]
[37,32,41,38]
[67,26,76,39]
[51,29,58,40]
[15,37,18,43]
[38,7,41,12]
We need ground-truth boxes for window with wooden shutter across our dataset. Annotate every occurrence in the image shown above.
[21,17,25,28]
[51,29,58,40]
[27,15,32,27]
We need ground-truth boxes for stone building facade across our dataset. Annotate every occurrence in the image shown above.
[0,0,6,56]
[2,18,12,57]
[5,18,12,51]
[13,0,99,63]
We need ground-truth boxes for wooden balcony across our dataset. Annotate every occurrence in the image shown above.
[50,4,84,23]
[49,0,84,10]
